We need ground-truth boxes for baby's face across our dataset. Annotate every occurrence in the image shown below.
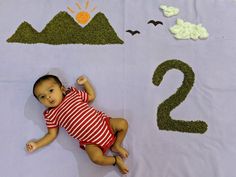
[34,79,65,108]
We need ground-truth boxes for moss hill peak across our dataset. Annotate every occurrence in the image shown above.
[7,11,123,45]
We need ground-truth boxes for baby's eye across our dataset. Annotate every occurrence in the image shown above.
[49,89,54,93]
[40,95,45,99]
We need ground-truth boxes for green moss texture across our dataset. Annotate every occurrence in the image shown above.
[7,11,123,45]
[152,59,208,134]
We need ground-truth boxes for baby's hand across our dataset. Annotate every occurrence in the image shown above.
[77,76,88,85]
[26,141,38,153]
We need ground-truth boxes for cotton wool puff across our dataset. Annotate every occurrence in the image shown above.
[170,19,209,40]
[160,5,180,17]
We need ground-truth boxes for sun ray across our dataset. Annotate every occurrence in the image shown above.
[75,2,82,10]
[85,0,90,9]
[90,6,97,13]
[67,6,75,14]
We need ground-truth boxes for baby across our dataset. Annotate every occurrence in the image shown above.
[26,75,129,174]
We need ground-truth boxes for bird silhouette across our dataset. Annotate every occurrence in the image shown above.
[126,30,140,36]
[147,20,163,26]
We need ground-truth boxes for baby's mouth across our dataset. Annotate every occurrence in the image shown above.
[50,100,55,104]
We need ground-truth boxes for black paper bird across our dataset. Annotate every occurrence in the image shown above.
[126,30,140,36]
[147,20,163,26]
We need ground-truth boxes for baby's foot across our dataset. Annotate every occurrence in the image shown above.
[111,144,129,158]
[115,156,129,174]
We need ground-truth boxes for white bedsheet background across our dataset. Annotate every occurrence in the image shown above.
[1,0,236,177]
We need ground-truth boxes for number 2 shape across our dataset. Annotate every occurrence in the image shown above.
[152,59,208,134]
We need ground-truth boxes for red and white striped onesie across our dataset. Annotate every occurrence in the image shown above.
[44,87,116,153]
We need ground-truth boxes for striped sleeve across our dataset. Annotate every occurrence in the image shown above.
[71,87,88,103]
[43,110,59,128]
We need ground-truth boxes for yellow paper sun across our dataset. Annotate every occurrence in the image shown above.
[67,0,97,25]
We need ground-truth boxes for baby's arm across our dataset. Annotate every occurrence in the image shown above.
[26,127,59,153]
[77,76,96,102]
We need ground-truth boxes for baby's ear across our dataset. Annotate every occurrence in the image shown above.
[61,86,66,95]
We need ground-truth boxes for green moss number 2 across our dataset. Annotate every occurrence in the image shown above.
[152,59,208,134]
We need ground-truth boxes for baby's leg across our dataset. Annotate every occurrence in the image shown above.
[85,144,129,174]
[109,118,129,158]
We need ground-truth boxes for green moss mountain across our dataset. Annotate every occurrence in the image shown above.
[7,11,123,45]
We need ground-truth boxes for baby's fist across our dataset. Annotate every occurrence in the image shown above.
[26,141,37,153]
[77,76,88,85]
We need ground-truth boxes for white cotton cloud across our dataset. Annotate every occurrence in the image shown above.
[169,19,209,40]
[160,5,179,17]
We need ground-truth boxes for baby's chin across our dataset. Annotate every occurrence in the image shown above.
[46,101,60,108]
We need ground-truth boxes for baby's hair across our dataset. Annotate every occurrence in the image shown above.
[33,75,62,98]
